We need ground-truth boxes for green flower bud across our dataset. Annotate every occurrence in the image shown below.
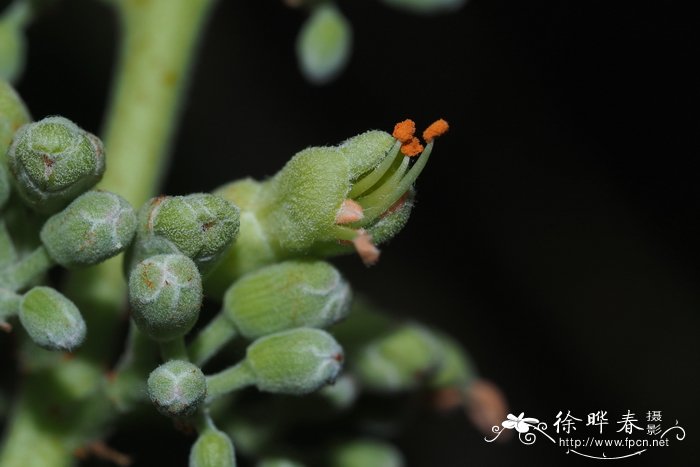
[206,179,277,295]
[0,79,30,147]
[190,427,237,467]
[297,4,352,85]
[246,328,343,395]
[224,261,351,339]
[18,286,86,351]
[430,333,476,388]
[258,459,305,467]
[0,287,20,330]
[0,162,10,209]
[209,121,445,289]
[318,374,357,410]
[329,440,405,467]
[127,193,240,273]
[147,360,206,417]
[129,254,202,341]
[7,116,105,213]
[381,0,466,14]
[354,324,443,392]
[40,191,136,268]
[0,2,29,82]
[1,79,30,209]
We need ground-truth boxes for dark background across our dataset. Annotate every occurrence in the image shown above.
[2,0,698,465]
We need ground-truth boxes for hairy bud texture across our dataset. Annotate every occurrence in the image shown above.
[246,328,344,395]
[189,427,237,467]
[40,190,137,268]
[129,254,203,342]
[208,120,448,295]
[7,116,105,213]
[19,286,86,351]
[147,360,207,417]
[127,193,240,273]
[223,260,351,339]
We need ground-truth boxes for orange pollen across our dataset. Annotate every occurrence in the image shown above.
[392,119,416,143]
[353,229,381,266]
[400,137,424,157]
[335,199,364,224]
[423,118,449,142]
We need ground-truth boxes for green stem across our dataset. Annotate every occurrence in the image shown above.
[105,324,159,412]
[0,288,20,314]
[0,246,52,292]
[0,220,18,267]
[0,0,216,465]
[159,337,189,362]
[206,361,257,402]
[99,0,215,208]
[189,312,238,366]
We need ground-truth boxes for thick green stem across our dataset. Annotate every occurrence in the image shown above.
[0,1,216,466]
[105,324,159,412]
[99,0,214,207]
[159,337,189,362]
[0,246,52,292]
[0,288,20,316]
[189,312,238,367]
[0,220,18,267]
[206,361,257,402]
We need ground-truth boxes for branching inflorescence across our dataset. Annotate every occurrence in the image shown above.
[0,1,507,465]
[1,81,506,463]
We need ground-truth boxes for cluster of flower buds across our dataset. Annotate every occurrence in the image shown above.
[126,193,240,274]
[1,83,139,351]
[207,119,448,296]
[1,81,501,467]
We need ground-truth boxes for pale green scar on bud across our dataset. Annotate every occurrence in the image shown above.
[40,191,137,268]
[189,426,237,467]
[19,286,86,351]
[147,360,206,417]
[7,116,105,213]
[129,254,203,342]
[127,193,240,273]
[224,261,351,339]
[246,328,344,395]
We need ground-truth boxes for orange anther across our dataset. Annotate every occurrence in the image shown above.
[400,137,424,157]
[423,119,449,142]
[392,119,416,143]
